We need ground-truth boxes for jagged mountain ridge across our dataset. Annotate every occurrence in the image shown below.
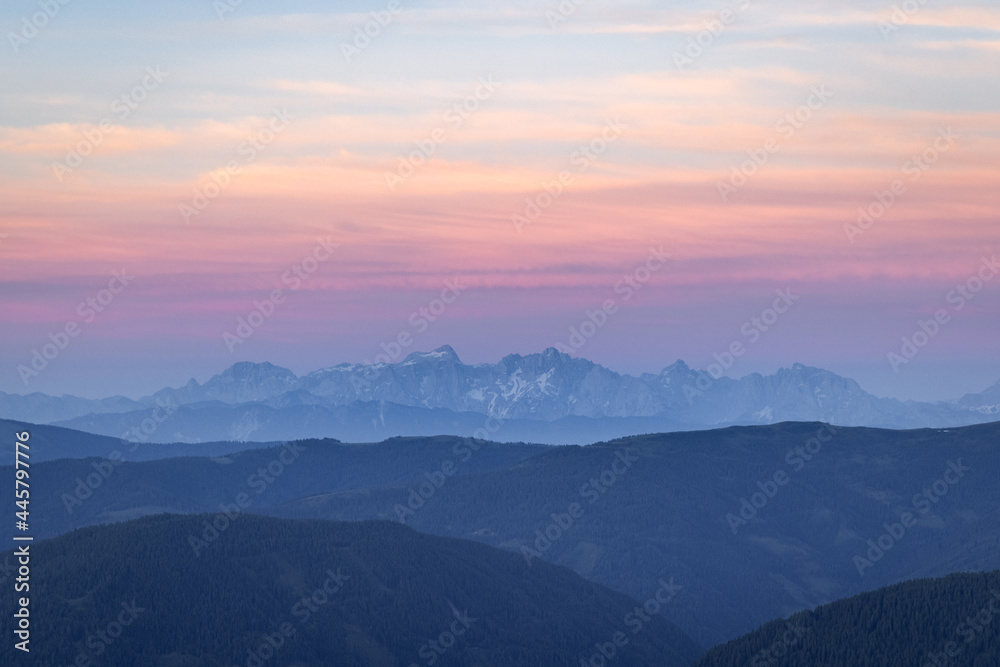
[1,346,997,442]
[958,378,1000,415]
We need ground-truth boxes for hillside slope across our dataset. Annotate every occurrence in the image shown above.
[0,514,701,666]
[6,421,1000,647]
[693,570,1000,666]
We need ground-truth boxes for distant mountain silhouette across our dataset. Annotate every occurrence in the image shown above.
[2,346,998,444]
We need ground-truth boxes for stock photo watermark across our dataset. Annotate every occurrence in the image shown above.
[393,434,490,523]
[60,399,179,514]
[852,459,971,576]
[349,278,465,400]
[684,288,800,402]
[673,0,751,70]
[362,276,468,368]
[512,118,627,233]
[52,66,168,182]
[179,108,294,223]
[887,254,997,372]
[407,604,477,667]
[66,601,146,666]
[188,442,306,556]
[751,620,810,667]
[725,423,839,534]
[15,269,135,386]
[717,85,834,202]
[845,127,959,243]
[879,0,929,38]
[341,0,403,62]
[7,0,72,54]
[392,379,532,524]
[521,449,638,566]
[213,0,244,20]
[554,246,670,355]
[579,577,683,666]
[223,237,338,352]
[385,76,500,191]
[237,567,350,667]
[545,0,586,29]
[920,589,1000,667]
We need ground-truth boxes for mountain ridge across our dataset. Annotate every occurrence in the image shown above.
[7,420,1000,647]
[2,346,998,443]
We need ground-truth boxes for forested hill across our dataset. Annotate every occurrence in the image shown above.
[0,514,702,666]
[693,570,1000,666]
[0,417,282,462]
[8,421,1000,648]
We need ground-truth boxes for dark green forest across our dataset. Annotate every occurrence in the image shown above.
[4,421,1000,650]
[693,569,1000,666]
[0,513,701,667]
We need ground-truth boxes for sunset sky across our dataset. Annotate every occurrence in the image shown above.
[1,0,998,401]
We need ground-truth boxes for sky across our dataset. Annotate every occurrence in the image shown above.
[0,0,998,401]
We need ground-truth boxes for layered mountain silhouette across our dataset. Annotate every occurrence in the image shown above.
[2,347,998,444]
[0,514,701,666]
[8,421,1000,647]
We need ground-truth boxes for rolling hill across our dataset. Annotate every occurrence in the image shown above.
[0,417,281,462]
[0,514,702,666]
[5,421,1000,647]
[692,570,1000,666]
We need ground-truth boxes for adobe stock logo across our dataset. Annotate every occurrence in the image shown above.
[717,85,834,202]
[52,66,168,181]
[7,0,72,54]
[223,238,337,352]
[179,108,294,223]
[521,450,638,566]
[545,0,586,29]
[879,0,929,38]
[512,118,627,233]
[887,255,997,372]
[672,0,751,70]
[852,459,970,576]
[684,288,800,404]
[579,578,683,667]
[341,0,404,62]
[554,246,670,355]
[16,270,135,386]
[845,128,958,244]
[385,77,500,191]
[725,423,838,534]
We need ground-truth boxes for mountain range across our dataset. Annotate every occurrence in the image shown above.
[8,421,1000,647]
[2,346,998,445]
